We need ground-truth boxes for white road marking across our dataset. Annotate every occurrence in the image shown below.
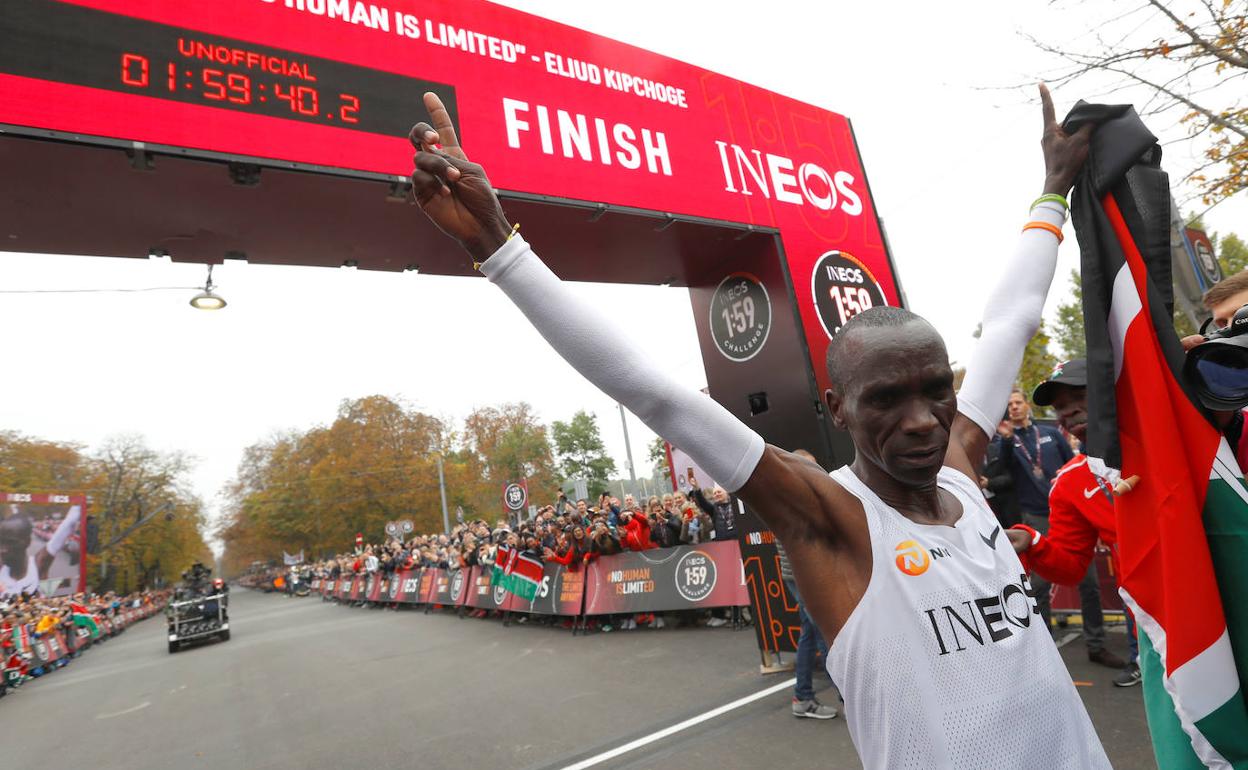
[96,701,150,719]
[560,677,797,770]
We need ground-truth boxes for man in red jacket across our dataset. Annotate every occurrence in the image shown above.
[1007,359,1138,686]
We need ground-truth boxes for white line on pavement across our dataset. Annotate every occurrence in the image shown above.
[560,677,797,770]
[95,701,150,719]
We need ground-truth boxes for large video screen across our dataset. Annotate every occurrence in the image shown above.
[1,493,87,599]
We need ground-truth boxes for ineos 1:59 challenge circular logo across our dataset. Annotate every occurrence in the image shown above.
[709,272,772,362]
[675,549,717,602]
[503,483,527,511]
[811,251,887,338]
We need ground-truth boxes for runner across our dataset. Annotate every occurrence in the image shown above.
[405,85,1109,767]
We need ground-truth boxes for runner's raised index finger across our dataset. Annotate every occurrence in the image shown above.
[1039,83,1056,131]
[423,92,463,155]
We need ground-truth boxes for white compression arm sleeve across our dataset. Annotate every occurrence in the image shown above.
[957,202,1067,436]
[47,505,81,555]
[481,236,766,492]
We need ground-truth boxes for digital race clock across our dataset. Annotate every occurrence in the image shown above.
[0,0,457,144]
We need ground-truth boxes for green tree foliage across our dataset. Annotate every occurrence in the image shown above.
[550,410,615,497]
[647,436,670,484]
[1217,232,1248,277]
[1054,270,1087,360]
[1019,322,1060,413]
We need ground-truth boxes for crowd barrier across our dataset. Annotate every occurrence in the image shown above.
[308,541,749,621]
[4,601,165,691]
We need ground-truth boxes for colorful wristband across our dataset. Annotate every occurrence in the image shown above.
[1022,220,1064,243]
[1031,193,1068,211]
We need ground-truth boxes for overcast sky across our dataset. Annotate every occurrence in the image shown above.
[2,0,1244,548]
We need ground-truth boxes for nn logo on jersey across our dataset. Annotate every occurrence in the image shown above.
[893,540,953,576]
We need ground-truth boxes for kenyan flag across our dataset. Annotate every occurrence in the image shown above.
[492,544,514,585]
[491,545,541,601]
[1072,102,1248,768]
[71,602,100,638]
[499,552,543,602]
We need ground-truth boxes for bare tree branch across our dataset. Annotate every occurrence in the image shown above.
[1144,0,1248,69]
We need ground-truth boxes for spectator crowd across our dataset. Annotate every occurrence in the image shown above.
[1,588,169,694]
[276,481,744,631]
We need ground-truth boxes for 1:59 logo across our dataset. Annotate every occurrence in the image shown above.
[810,250,887,339]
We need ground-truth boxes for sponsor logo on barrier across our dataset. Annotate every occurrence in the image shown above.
[606,566,655,596]
[492,580,507,605]
[450,570,465,602]
[674,549,717,602]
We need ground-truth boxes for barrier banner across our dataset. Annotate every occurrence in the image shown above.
[30,635,60,667]
[528,564,586,616]
[349,576,363,602]
[392,569,423,604]
[311,578,321,589]
[421,568,469,607]
[465,565,523,612]
[366,574,383,603]
[68,625,90,653]
[46,631,68,659]
[583,541,748,615]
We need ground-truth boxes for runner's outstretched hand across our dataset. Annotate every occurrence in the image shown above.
[1039,83,1093,197]
[409,92,512,262]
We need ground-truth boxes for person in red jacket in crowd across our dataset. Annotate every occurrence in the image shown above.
[1006,359,1137,686]
[543,525,595,569]
[618,510,655,551]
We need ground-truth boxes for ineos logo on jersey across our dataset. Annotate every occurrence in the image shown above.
[923,573,1042,656]
[894,540,930,576]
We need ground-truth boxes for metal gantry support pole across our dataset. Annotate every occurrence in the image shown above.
[618,402,637,492]
[437,454,450,534]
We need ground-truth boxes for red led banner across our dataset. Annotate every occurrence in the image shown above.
[0,0,901,398]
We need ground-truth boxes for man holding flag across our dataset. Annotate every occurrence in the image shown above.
[1064,102,1248,767]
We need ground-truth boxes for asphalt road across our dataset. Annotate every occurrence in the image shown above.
[5,590,1155,769]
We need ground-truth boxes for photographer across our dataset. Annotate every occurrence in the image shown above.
[1181,270,1248,471]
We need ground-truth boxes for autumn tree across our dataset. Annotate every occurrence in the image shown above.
[1033,0,1247,207]
[219,395,451,571]
[461,402,556,512]
[92,435,209,593]
[551,410,615,496]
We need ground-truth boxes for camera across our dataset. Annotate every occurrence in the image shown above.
[1184,303,1248,410]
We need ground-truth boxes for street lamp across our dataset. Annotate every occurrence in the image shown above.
[189,264,226,310]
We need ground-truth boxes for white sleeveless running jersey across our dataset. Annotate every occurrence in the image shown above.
[0,555,40,598]
[826,466,1110,770]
